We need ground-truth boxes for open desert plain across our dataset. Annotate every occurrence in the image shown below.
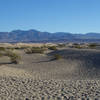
[0,43,100,100]
[1,0,100,99]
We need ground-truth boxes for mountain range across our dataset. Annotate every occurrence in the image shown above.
[0,29,100,43]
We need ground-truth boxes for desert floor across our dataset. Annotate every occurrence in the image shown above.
[0,45,100,99]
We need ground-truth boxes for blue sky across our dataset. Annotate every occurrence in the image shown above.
[0,0,100,33]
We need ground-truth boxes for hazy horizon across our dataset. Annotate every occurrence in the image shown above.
[1,29,100,34]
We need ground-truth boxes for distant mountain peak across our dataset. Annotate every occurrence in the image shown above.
[0,29,100,43]
[11,29,23,32]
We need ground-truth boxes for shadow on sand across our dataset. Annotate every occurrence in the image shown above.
[0,62,12,65]
[48,49,100,69]
[32,58,56,63]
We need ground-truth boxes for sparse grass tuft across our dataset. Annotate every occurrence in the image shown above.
[53,54,62,60]
[48,46,57,50]
[14,46,29,50]
[24,48,32,54]
[31,47,44,54]
[6,51,21,64]
[0,47,5,51]
[74,45,82,49]
[88,43,97,49]
[0,53,3,57]
[25,47,45,54]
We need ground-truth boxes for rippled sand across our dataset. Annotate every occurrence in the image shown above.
[0,47,100,99]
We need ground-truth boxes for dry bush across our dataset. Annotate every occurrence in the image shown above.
[25,47,45,54]
[0,47,21,64]
[31,47,44,54]
[24,48,32,54]
[0,47,5,51]
[6,47,15,51]
[0,53,3,57]
[48,46,57,50]
[53,54,62,60]
[14,46,29,50]
[74,45,82,49]
[88,43,97,49]
[41,44,47,48]
[0,47,6,57]
[6,51,21,64]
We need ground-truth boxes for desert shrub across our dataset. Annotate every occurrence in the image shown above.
[10,54,21,64]
[53,54,62,60]
[32,47,42,49]
[31,47,44,53]
[6,47,15,51]
[0,53,3,57]
[0,47,5,51]
[6,51,21,64]
[0,47,7,57]
[25,47,44,54]
[48,46,57,50]
[14,47,22,50]
[41,45,48,49]
[74,45,82,49]
[24,48,32,54]
[20,46,30,49]
[13,47,20,49]
[88,43,97,48]
[0,48,21,64]
[13,46,29,50]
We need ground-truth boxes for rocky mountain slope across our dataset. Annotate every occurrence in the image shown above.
[0,29,100,42]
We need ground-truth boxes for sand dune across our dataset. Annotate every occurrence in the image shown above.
[48,48,100,79]
[0,47,100,99]
[1,48,99,80]
[0,65,32,78]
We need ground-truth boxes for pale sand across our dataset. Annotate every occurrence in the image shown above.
[0,65,32,78]
[0,43,57,48]
[0,46,100,99]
